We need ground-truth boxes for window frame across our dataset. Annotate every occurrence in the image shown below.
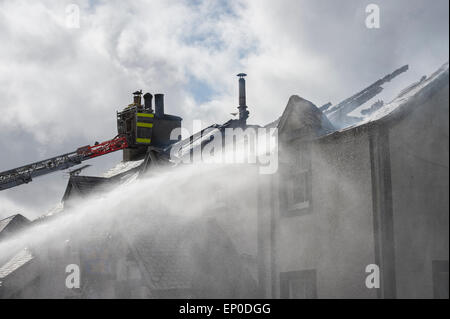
[280,142,313,217]
[432,260,449,299]
[280,269,317,299]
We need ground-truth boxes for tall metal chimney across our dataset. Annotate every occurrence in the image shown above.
[155,93,165,118]
[143,93,153,112]
[237,73,249,124]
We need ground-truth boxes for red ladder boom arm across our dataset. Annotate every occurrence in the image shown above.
[0,135,128,191]
[76,135,128,159]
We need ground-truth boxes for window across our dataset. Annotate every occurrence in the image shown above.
[433,260,449,299]
[280,270,317,299]
[213,183,228,209]
[282,143,312,216]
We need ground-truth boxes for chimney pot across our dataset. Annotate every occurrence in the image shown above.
[133,90,142,106]
[155,94,165,118]
[143,93,153,112]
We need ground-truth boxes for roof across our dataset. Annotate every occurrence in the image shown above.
[61,159,145,203]
[102,159,144,178]
[122,215,200,290]
[62,175,115,203]
[0,214,30,237]
[324,64,410,128]
[277,95,335,142]
[338,62,449,132]
[273,62,449,142]
[122,214,254,294]
[0,248,34,280]
[0,215,16,234]
[130,220,195,290]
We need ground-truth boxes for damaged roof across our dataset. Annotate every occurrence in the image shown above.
[275,62,449,141]
[345,62,449,129]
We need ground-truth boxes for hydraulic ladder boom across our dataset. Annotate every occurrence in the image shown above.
[0,135,128,191]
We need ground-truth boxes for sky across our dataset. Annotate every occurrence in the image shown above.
[0,0,448,219]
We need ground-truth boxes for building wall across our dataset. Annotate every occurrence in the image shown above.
[272,129,377,298]
[0,261,40,298]
[204,164,260,282]
[257,173,275,298]
[32,240,82,298]
[389,84,449,298]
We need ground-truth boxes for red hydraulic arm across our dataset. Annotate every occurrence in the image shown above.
[0,135,129,191]
[76,135,128,159]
